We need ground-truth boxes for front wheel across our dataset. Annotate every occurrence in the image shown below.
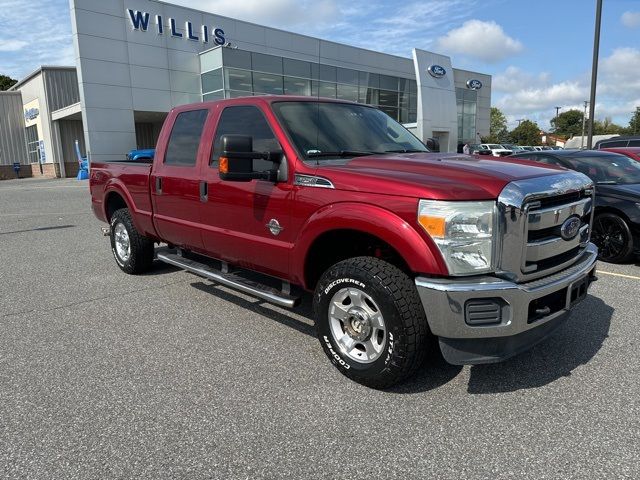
[110,208,154,274]
[592,213,634,263]
[314,257,429,389]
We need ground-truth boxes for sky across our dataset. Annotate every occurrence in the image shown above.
[0,0,638,130]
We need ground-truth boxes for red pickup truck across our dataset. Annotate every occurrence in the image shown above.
[90,96,598,388]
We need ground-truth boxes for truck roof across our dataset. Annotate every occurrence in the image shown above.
[170,95,362,114]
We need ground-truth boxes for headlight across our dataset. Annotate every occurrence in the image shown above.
[418,200,496,276]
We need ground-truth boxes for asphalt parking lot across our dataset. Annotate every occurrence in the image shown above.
[1,177,638,479]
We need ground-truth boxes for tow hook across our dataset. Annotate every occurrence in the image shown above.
[101,226,110,236]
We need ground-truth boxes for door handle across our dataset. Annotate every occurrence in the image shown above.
[199,181,208,202]
[155,176,162,194]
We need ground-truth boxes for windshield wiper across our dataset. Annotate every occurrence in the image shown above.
[306,150,377,158]
[382,149,427,153]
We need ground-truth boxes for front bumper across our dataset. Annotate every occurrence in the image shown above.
[415,243,598,365]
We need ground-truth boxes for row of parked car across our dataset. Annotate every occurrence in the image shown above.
[467,143,564,157]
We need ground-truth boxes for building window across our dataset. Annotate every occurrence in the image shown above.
[253,72,284,95]
[201,68,223,95]
[224,68,252,93]
[204,49,419,124]
[456,88,477,143]
[25,125,40,163]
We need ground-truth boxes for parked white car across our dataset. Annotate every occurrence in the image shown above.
[479,143,513,157]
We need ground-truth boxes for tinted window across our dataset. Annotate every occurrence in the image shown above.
[629,140,640,147]
[601,140,627,148]
[164,109,208,166]
[565,154,640,184]
[537,155,563,166]
[211,106,280,170]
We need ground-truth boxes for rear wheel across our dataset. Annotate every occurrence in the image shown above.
[314,256,429,389]
[110,208,154,274]
[592,213,634,263]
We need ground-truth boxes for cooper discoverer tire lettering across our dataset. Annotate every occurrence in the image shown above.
[314,257,429,389]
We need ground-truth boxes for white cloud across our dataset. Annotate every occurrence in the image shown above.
[621,11,640,28]
[0,39,28,52]
[493,47,640,130]
[600,47,640,97]
[436,20,523,63]
[493,66,550,94]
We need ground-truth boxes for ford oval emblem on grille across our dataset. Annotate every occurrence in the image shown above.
[560,217,581,240]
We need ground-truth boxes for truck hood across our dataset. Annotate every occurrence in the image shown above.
[316,153,566,200]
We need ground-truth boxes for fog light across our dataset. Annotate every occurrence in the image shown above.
[465,299,503,325]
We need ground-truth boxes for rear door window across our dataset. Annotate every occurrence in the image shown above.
[628,140,640,147]
[164,109,209,166]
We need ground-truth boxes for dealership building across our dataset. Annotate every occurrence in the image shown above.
[0,0,491,178]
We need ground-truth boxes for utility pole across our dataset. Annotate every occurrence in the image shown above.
[554,106,561,132]
[516,118,524,126]
[587,0,602,149]
[581,101,589,149]
[636,106,639,134]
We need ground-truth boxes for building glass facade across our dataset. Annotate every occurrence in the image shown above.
[201,48,418,124]
[456,87,477,143]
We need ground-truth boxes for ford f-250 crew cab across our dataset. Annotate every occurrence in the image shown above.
[90,96,598,388]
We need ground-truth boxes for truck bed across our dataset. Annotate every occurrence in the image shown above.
[89,161,156,238]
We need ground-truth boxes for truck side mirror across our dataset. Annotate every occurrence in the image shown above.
[219,134,280,182]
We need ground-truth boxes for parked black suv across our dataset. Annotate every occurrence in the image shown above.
[510,150,640,263]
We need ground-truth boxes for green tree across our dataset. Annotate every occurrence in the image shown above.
[592,117,627,135]
[629,107,640,135]
[550,109,584,137]
[0,74,17,91]
[509,119,540,145]
[484,107,508,143]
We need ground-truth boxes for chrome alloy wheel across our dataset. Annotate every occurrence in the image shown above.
[328,287,387,364]
[113,223,131,263]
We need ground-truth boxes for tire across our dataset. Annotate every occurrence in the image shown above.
[314,256,429,389]
[592,213,634,263]
[109,208,154,274]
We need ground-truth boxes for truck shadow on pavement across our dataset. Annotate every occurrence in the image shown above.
[188,280,613,395]
[191,282,316,338]
[465,294,613,394]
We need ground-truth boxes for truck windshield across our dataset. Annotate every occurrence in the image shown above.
[272,101,428,162]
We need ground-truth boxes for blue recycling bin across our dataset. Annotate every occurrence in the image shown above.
[75,140,89,180]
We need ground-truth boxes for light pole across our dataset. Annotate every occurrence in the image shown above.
[581,101,589,149]
[587,0,603,149]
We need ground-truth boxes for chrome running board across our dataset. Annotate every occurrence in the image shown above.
[156,249,300,308]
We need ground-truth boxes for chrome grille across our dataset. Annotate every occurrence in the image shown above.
[497,172,595,283]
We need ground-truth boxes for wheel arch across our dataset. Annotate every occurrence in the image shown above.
[292,203,446,290]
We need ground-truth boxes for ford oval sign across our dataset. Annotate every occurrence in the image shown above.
[560,217,581,241]
[428,65,446,78]
[466,79,482,90]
